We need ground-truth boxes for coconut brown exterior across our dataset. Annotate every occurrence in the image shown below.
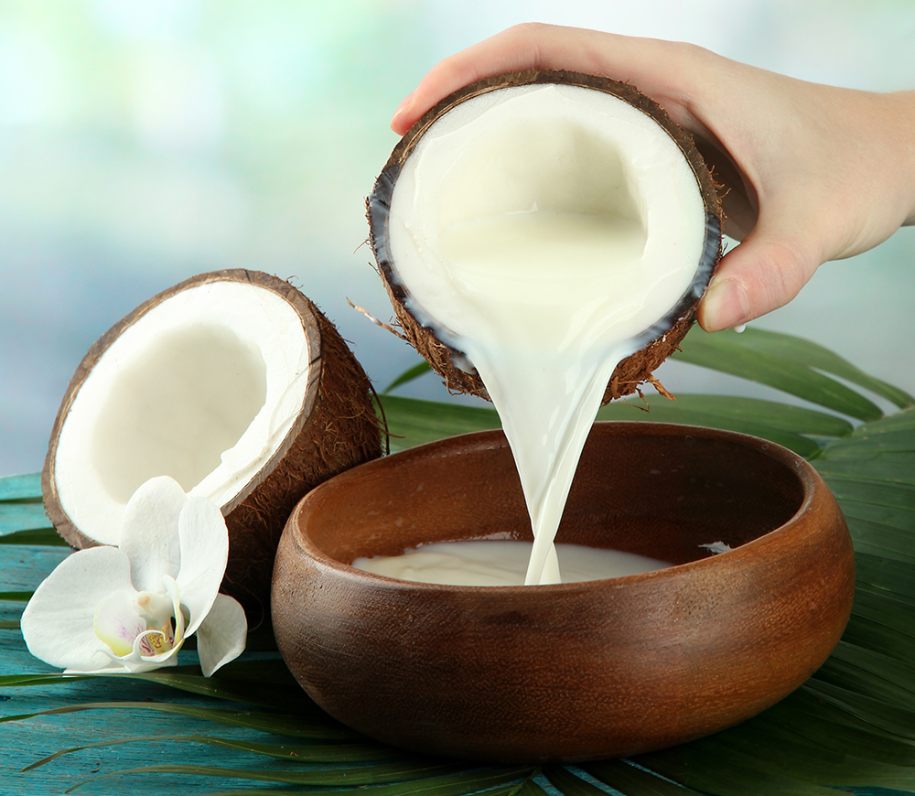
[42,269,382,624]
[367,70,724,401]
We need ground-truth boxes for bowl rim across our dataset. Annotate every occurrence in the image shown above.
[285,421,826,594]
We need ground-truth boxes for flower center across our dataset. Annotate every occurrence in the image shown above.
[94,589,178,658]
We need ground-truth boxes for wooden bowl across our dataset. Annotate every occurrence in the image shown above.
[271,423,854,762]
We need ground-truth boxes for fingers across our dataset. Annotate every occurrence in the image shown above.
[391,24,709,134]
[698,220,823,332]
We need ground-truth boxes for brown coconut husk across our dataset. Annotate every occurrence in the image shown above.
[367,70,724,402]
[42,269,382,625]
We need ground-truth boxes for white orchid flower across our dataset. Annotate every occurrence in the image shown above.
[21,476,246,676]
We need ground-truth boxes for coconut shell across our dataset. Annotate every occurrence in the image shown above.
[367,69,724,401]
[42,269,382,625]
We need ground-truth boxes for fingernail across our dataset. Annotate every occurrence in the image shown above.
[391,92,414,130]
[701,277,749,332]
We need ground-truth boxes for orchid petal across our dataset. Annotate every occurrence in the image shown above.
[120,476,187,592]
[175,496,229,635]
[135,590,174,629]
[63,663,129,675]
[93,591,145,657]
[116,647,181,673]
[195,593,247,676]
[163,574,186,649]
[21,547,134,671]
[113,633,183,674]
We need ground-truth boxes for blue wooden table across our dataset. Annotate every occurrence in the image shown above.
[4,374,915,796]
[2,475,431,795]
[1,488,288,795]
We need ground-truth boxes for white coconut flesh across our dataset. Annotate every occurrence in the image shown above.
[53,280,312,546]
[387,82,706,352]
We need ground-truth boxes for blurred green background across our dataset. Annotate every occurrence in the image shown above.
[1,0,913,475]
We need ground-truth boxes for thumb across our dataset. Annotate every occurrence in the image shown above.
[697,220,823,332]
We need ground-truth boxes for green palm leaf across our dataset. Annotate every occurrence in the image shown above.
[24,734,399,770]
[383,361,435,394]
[67,765,535,795]
[1,701,356,740]
[545,766,615,794]
[0,591,31,602]
[1,660,315,711]
[675,326,914,409]
[0,528,65,545]
[203,770,538,796]
[583,761,704,795]
[2,324,914,794]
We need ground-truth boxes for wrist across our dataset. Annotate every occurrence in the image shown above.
[884,91,915,225]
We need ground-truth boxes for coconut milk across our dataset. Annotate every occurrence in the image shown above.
[354,541,668,586]
[385,85,707,585]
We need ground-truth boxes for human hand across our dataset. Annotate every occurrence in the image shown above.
[390,24,915,331]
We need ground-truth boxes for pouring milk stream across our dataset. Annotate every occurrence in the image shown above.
[371,83,708,585]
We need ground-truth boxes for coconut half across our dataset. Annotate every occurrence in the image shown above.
[367,70,723,400]
[43,269,381,621]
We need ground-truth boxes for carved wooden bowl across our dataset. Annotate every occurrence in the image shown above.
[271,423,854,762]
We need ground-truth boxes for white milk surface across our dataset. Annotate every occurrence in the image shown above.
[353,540,669,587]
[387,84,705,584]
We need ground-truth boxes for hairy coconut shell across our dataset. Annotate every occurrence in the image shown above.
[42,269,382,625]
[367,69,724,401]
